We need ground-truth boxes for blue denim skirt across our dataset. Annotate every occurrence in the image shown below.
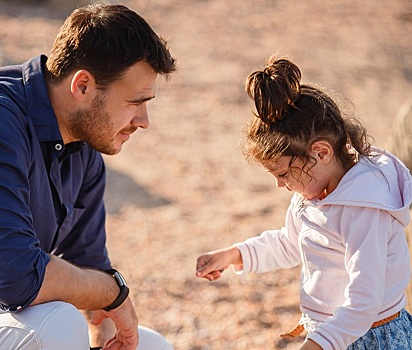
[347,309,412,350]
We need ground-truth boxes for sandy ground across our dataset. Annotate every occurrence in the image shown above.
[1,0,412,349]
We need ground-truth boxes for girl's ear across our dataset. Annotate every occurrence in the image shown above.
[311,140,334,163]
[70,69,97,103]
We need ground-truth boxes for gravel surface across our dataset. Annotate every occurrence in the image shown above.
[0,1,411,349]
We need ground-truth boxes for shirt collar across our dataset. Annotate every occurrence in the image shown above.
[22,55,63,143]
[22,55,85,159]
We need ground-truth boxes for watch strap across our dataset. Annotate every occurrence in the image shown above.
[103,269,130,311]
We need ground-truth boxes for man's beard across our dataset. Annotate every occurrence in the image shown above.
[67,93,119,155]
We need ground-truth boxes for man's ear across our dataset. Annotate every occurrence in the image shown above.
[311,140,334,163]
[70,70,97,103]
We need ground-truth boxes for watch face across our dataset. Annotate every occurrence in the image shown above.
[114,271,127,287]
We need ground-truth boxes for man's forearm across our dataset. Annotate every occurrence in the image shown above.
[31,254,120,310]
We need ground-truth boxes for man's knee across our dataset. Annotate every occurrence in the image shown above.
[0,301,89,350]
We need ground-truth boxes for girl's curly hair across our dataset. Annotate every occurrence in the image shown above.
[243,55,373,172]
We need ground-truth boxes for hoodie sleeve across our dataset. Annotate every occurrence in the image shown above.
[308,206,405,350]
[235,201,302,274]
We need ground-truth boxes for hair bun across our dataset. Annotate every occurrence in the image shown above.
[246,55,302,124]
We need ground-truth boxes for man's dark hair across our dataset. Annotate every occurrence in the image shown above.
[46,2,176,87]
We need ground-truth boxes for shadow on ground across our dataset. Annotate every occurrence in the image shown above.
[104,167,171,215]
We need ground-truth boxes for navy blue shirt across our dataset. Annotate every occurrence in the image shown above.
[0,55,111,311]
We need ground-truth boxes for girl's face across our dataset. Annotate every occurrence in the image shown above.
[263,155,332,200]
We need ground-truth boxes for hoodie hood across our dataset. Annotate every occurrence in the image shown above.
[317,149,412,227]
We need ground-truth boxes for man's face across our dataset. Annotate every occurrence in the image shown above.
[67,60,158,155]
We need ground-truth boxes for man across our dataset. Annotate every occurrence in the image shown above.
[0,2,176,349]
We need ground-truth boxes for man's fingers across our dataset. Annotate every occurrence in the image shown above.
[89,310,108,326]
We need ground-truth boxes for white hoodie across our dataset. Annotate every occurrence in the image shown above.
[235,150,412,350]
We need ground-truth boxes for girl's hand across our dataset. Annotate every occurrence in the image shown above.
[196,253,225,281]
[195,246,242,281]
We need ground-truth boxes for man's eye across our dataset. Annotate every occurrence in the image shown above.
[278,172,288,178]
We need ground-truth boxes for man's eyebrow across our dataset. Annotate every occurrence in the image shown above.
[127,96,155,104]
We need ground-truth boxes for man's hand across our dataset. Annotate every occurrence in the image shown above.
[30,255,139,349]
[90,298,139,350]
[82,310,116,348]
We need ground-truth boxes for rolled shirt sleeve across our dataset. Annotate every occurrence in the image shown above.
[0,103,50,310]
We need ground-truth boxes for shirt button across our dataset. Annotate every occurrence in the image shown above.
[55,143,63,151]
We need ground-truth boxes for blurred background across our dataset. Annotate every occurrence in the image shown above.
[1,0,411,349]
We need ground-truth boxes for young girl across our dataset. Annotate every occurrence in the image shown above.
[195,55,412,350]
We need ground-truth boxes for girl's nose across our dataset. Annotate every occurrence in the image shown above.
[275,177,286,188]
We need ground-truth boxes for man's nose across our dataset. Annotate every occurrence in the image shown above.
[131,105,150,129]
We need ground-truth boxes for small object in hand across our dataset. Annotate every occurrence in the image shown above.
[279,324,305,338]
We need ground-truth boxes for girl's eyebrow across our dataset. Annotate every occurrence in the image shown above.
[273,165,289,174]
[268,167,288,176]
[272,168,287,176]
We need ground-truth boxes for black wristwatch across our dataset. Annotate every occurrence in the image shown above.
[103,269,130,311]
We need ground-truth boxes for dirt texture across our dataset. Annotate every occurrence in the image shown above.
[0,1,412,349]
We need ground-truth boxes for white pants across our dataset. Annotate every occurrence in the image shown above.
[0,302,173,350]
